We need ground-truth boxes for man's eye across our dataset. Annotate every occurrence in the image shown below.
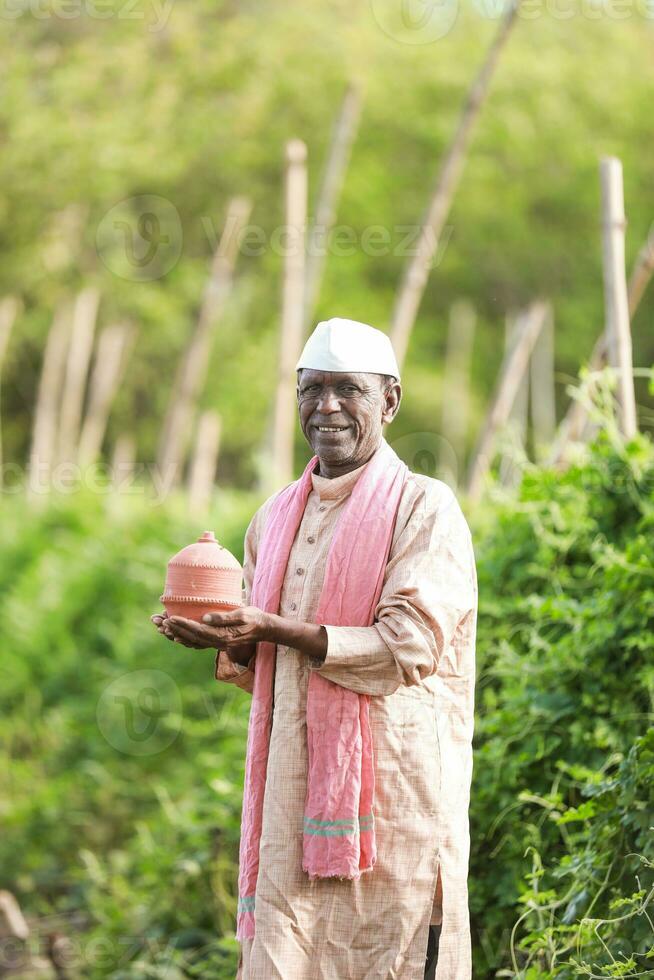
[340,386,358,394]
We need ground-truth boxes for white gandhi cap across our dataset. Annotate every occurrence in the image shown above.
[295,317,401,381]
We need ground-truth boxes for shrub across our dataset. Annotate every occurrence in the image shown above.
[470,431,654,977]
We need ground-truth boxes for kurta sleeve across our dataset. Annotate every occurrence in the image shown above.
[213,507,260,694]
[310,480,476,697]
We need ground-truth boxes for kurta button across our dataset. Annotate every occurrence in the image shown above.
[290,601,297,611]
[307,536,315,544]
[296,567,304,575]
[318,505,326,512]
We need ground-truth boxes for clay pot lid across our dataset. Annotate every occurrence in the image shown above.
[168,530,242,570]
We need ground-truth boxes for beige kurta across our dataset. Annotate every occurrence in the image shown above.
[215,441,478,979]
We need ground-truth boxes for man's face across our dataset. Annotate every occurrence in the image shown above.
[296,369,401,470]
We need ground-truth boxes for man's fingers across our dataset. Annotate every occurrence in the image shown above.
[168,621,213,648]
[151,612,174,640]
[171,633,205,649]
[202,610,243,626]
[166,615,247,649]
[169,614,241,639]
[169,622,203,641]
[168,617,208,637]
[168,616,201,630]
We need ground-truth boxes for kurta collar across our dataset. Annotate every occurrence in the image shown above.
[310,442,384,500]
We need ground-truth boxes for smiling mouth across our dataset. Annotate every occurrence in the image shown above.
[313,425,350,433]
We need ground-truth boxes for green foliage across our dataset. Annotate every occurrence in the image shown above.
[0,489,257,978]
[470,431,654,977]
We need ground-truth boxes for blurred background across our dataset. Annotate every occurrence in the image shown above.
[1,1,653,977]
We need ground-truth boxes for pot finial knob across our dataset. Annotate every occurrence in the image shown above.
[198,530,219,544]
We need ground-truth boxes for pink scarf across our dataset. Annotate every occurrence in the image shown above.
[236,438,408,941]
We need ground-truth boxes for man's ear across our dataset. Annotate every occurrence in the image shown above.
[382,381,402,423]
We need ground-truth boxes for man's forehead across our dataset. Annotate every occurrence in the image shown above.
[297,369,375,384]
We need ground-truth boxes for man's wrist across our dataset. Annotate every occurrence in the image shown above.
[267,613,327,663]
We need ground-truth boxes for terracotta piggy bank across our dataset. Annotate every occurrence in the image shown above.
[160,531,243,622]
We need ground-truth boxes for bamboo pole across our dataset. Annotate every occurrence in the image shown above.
[467,300,549,503]
[626,223,654,313]
[188,410,222,514]
[440,300,475,466]
[529,303,556,453]
[267,140,308,493]
[0,890,29,941]
[389,2,520,371]
[506,311,528,444]
[78,323,134,467]
[599,157,636,439]
[29,303,71,495]
[56,286,100,465]
[43,203,90,273]
[498,310,529,488]
[551,215,653,462]
[111,433,136,490]
[303,84,362,333]
[0,297,19,369]
[156,196,251,495]
[0,296,21,486]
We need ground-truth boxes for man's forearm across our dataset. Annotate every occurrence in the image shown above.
[266,614,328,663]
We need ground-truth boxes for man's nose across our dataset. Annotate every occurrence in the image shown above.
[316,389,342,412]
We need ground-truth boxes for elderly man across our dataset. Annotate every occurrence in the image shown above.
[153,318,478,979]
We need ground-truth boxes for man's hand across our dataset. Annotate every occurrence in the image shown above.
[167,606,274,649]
[152,606,328,665]
[150,610,257,667]
[151,612,174,641]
